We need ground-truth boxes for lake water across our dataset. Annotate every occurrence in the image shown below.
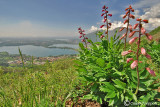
[0,45,78,57]
[49,44,79,49]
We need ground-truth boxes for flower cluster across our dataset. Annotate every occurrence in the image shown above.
[100,5,112,40]
[121,18,155,76]
[78,27,88,48]
[119,5,135,50]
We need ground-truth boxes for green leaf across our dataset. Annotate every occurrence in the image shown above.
[96,58,105,67]
[121,94,124,102]
[113,79,126,89]
[132,94,137,102]
[108,99,114,106]
[100,82,116,92]
[106,91,116,98]
[79,43,85,50]
[83,94,93,99]
[91,83,98,92]
[99,78,106,82]
[105,63,112,69]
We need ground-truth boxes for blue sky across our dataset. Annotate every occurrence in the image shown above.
[0,0,159,37]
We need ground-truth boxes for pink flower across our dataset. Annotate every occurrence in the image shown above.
[119,33,127,40]
[108,14,112,17]
[141,47,146,55]
[141,27,146,34]
[81,39,85,42]
[85,37,88,39]
[105,11,108,13]
[129,25,132,30]
[125,8,129,11]
[121,50,132,56]
[146,68,156,76]
[145,54,151,59]
[131,60,138,69]
[129,37,138,44]
[104,18,107,23]
[129,31,136,38]
[108,23,112,26]
[126,11,129,15]
[78,27,81,31]
[100,25,105,28]
[127,58,134,63]
[133,23,138,29]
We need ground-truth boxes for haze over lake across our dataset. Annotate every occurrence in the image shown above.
[0,45,78,57]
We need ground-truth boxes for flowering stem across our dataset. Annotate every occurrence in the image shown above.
[135,21,141,95]
[106,15,108,40]
[124,10,130,51]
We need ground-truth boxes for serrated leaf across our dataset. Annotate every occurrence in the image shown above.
[113,79,126,89]
[96,58,105,67]
[91,83,98,92]
[121,94,124,102]
[108,99,114,106]
[79,43,85,50]
[106,91,116,98]
[83,94,93,99]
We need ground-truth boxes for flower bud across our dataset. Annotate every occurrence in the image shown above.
[101,13,105,16]
[143,19,148,23]
[121,50,132,56]
[100,25,105,28]
[133,23,139,29]
[123,14,127,19]
[100,35,105,39]
[119,33,127,40]
[79,35,82,38]
[104,18,107,23]
[129,25,132,30]
[125,8,129,11]
[145,33,153,40]
[145,54,151,59]
[124,19,128,24]
[131,9,134,12]
[126,11,129,15]
[127,58,134,63]
[146,68,156,76]
[108,23,112,26]
[141,47,146,55]
[81,39,85,42]
[141,27,146,34]
[102,5,106,9]
[108,14,112,17]
[129,37,138,44]
[119,27,125,32]
[129,14,135,19]
[85,37,88,39]
[129,31,136,38]
[131,60,138,69]
[136,18,141,21]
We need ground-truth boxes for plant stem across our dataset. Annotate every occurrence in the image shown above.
[106,15,108,40]
[135,21,141,95]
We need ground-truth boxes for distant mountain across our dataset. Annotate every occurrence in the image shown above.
[85,27,151,43]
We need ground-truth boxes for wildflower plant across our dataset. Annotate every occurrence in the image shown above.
[121,18,157,94]
[78,27,88,48]
[100,5,112,40]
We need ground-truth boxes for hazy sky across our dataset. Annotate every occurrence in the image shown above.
[0,0,159,37]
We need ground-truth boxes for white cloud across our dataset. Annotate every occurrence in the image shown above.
[0,20,74,37]
[140,3,160,29]
[110,21,126,30]
[133,0,160,9]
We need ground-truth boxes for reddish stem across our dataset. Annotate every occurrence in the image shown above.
[135,20,141,95]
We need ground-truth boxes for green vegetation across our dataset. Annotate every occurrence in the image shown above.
[0,58,78,106]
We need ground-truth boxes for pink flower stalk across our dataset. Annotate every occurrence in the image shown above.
[146,68,156,76]
[129,37,138,44]
[121,50,132,56]
[131,60,138,69]
[127,58,134,63]
[141,47,146,55]
[145,54,151,59]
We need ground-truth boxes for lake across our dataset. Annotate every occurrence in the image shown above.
[0,45,78,57]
